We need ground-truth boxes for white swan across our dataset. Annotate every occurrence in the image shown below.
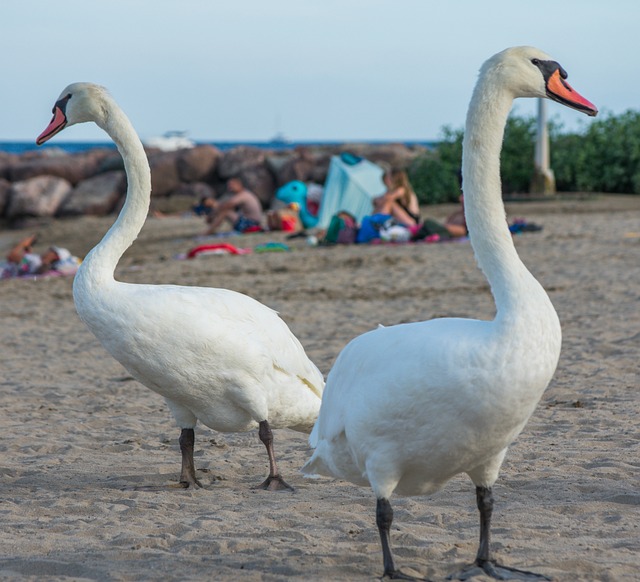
[37,83,324,491]
[303,46,597,579]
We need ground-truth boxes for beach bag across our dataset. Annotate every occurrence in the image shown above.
[324,212,358,244]
[379,223,412,242]
[356,213,393,243]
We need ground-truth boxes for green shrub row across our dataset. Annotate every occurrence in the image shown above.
[409,109,640,204]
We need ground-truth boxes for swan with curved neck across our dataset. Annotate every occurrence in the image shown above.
[37,83,324,491]
[303,46,597,579]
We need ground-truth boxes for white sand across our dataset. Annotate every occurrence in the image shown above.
[0,195,638,581]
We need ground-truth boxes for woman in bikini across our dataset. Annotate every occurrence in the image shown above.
[373,169,420,227]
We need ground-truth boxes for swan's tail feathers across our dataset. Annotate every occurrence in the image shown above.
[301,449,332,478]
[308,422,320,448]
[301,472,323,480]
[301,433,337,477]
[301,437,350,480]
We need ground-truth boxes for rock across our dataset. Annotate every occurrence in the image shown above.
[264,152,293,178]
[59,171,126,216]
[99,145,221,186]
[0,152,19,180]
[269,147,317,186]
[0,142,431,220]
[237,166,276,207]
[276,147,339,186]
[152,182,215,215]
[6,176,72,218]
[148,151,181,197]
[338,142,423,170]
[307,153,333,184]
[7,149,111,185]
[176,145,221,183]
[170,181,215,200]
[216,146,278,205]
[217,146,269,180]
[0,178,11,216]
[21,146,68,159]
[98,151,125,172]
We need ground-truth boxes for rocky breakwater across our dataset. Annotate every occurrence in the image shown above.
[0,142,426,222]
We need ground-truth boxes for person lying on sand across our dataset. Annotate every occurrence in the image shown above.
[411,195,468,241]
[1,235,79,278]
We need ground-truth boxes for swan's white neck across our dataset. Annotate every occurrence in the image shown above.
[462,73,548,321]
[78,103,151,285]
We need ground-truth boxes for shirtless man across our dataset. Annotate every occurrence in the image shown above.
[205,178,264,234]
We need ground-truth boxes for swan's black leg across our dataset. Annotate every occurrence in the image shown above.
[177,428,202,488]
[378,497,399,578]
[447,486,551,581]
[377,498,429,580]
[255,420,294,491]
[476,485,494,566]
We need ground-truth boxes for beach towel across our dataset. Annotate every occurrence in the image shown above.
[186,243,252,258]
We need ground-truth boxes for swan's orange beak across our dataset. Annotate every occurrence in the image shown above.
[546,69,598,117]
[36,106,67,145]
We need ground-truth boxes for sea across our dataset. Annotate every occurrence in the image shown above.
[0,140,438,156]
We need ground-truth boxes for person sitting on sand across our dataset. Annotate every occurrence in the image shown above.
[1,234,79,278]
[204,178,264,234]
[356,169,421,243]
[412,194,468,241]
[373,169,421,228]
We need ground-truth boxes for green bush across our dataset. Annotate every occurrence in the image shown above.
[409,126,462,205]
[552,110,640,194]
[409,108,640,202]
[409,115,537,204]
[500,115,536,194]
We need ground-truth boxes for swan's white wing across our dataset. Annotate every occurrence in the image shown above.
[304,317,495,482]
[79,282,324,431]
[233,294,324,399]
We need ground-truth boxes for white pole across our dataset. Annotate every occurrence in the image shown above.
[536,99,550,171]
[532,98,555,194]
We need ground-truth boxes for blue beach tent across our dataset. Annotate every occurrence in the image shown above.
[316,154,386,228]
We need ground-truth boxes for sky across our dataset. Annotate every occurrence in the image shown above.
[2,0,638,143]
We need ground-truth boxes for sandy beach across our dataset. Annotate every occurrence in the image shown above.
[0,195,638,581]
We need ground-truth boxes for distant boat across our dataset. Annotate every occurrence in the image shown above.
[268,131,292,147]
[144,130,195,151]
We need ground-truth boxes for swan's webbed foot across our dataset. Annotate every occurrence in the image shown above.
[175,475,203,489]
[382,569,431,581]
[447,560,551,581]
[376,498,434,582]
[256,420,294,492]
[255,474,294,491]
[130,478,201,492]
[447,486,551,580]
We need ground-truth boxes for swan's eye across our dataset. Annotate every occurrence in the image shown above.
[531,58,540,66]
[54,93,72,113]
